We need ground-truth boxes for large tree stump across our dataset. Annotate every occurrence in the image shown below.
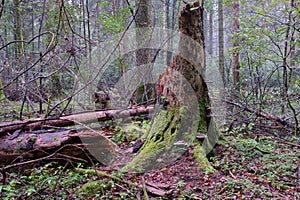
[123,2,216,172]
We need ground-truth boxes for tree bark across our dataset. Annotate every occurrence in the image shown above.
[135,0,152,66]
[209,10,213,59]
[218,0,225,85]
[123,2,215,172]
[13,0,24,59]
[232,0,240,90]
[0,0,4,20]
[134,0,154,105]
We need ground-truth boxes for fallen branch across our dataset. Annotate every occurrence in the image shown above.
[224,100,297,130]
[0,105,154,136]
[256,133,300,148]
[297,162,300,192]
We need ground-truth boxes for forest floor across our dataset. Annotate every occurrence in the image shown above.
[1,123,299,199]
[0,104,299,199]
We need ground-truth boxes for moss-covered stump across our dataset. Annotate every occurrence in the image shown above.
[122,106,214,173]
[123,3,218,172]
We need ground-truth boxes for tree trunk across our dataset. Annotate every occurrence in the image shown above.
[134,0,154,105]
[218,0,225,85]
[123,2,215,173]
[0,0,4,20]
[135,0,152,66]
[12,0,23,100]
[13,0,24,59]
[209,9,213,61]
[232,0,240,90]
[0,75,4,100]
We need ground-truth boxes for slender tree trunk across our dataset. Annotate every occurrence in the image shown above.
[13,0,24,101]
[162,0,168,66]
[13,0,24,59]
[282,0,298,136]
[38,0,47,115]
[135,0,152,66]
[81,0,87,55]
[95,0,100,42]
[209,11,213,57]
[112,0,126,75]
[232,0,240,90]
[0,73,4,100]
[218,0,225,85]
[166,0,173,66]
[0,0,4,20]
[134,0,154,104]
[0,35,5,99]
[86,0,91,60]
[31,1,35,52]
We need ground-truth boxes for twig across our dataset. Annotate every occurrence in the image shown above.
[297,162,300,192]
[142,175,150,200]
[52,161,69,193]
[216,183,229,195]
[228,170,237,179]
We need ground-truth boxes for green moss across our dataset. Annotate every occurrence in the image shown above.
[197,96,209,134]
[123,123,148,138]
[78,180,103,197]
[193,144,214,172]
[122,110,176,172]
[142,109,175,139]
[122,92,216,172]
[0,76,7,103]
[122,102,213,172]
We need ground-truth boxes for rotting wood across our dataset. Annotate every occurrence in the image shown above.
[0,106,153,167]
[0,105,154,136]
[123,2,216,172]
[0,129,99,167]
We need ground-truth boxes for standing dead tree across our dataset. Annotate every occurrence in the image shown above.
[123,2,218,172]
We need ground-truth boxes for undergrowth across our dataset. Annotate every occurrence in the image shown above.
[0,123,299,199]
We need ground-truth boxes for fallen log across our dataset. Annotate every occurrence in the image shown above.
[0,128,128,168]
[0,106,154,168]
[0,105,154,136]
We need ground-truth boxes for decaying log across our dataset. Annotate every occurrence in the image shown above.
[0,105,154,136]
[0,129,111,167]
[0,106,153,167]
